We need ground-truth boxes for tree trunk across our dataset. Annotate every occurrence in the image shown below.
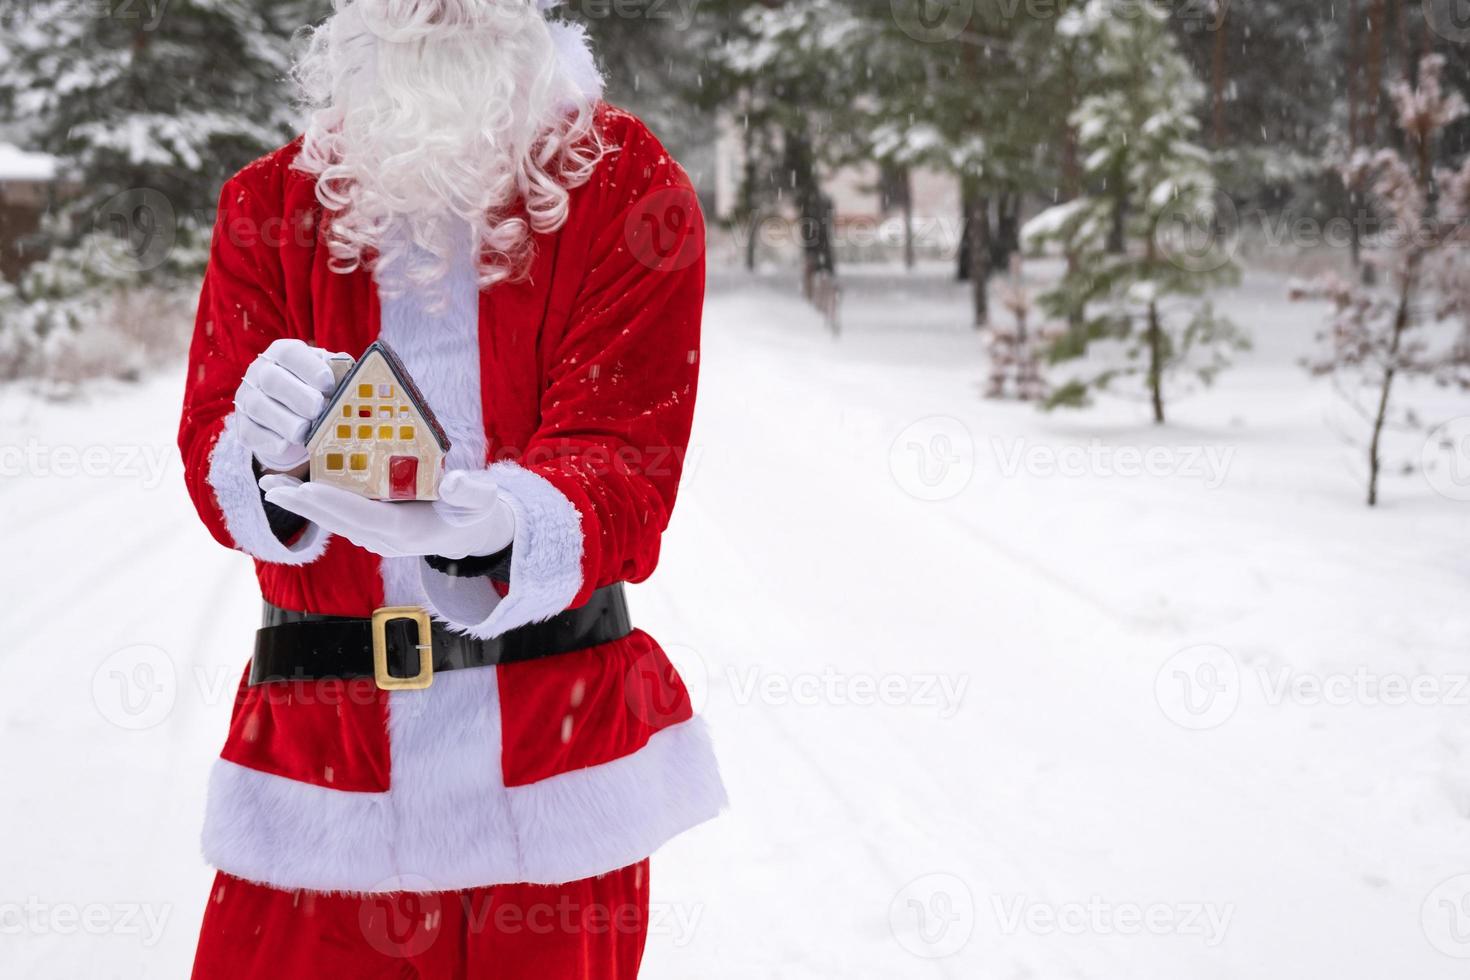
[1393,0,1413,85]
[1060,59,1081,202]
[1347,0,1361,149]
[1366,137,1434,505]
[877,162,915,269]
[1365,0,1387,144]
[1147,300,1165,424]
[1107,159,1127,255]
[990,192,1020,274]
[902,189,915,270]
[1349,184,1367,281]
[957,194,972,282]
[1366,361,1392,507]
[968,191,991,328]
[1367,279,1412,506]
[894,166,915,271]
[784,125,835,300]
[741,122,760,272]
[1210,0,1229,147]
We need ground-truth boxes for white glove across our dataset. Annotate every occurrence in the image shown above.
[234,339,343,471]
[261,469,516,560]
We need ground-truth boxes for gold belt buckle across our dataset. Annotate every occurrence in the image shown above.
[371,606,434,691]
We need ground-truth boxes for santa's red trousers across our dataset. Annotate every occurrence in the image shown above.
[190,861,650,979]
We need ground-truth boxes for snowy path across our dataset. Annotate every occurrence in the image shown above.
[2,267,1469,977]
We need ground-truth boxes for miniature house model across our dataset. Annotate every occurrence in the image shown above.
[306,341,449,501]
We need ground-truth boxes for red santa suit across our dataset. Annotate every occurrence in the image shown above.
[176,27,725,970]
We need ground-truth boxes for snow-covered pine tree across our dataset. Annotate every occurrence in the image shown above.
[1023,0,1245,423]
[1291,54,1470,507]
[0,1,318,270]
[701,0,865,292]
[863,0,1070,328]
[0,0,323,378]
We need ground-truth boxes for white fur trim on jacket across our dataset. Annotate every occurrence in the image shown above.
[547,18,604,103]
[418,460,585,639]
[201,701,726,893]
[207,413,329,565]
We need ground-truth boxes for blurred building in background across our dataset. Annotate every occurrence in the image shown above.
[0,143,58,281]
[709,112,961,266]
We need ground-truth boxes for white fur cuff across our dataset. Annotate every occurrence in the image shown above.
[419,461,584,639]
[207,413,329,565]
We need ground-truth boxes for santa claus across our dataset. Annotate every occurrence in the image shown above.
[176,1,724,976]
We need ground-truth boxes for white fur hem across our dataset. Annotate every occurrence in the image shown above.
[419,461,584,639]
[201,715,726,893]
[207,413,329,565]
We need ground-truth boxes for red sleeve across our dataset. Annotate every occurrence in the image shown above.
[177,169,329,565]
[419,117,705,636]
[522,122,705,604]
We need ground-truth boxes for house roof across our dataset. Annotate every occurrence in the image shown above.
[0,144,58,182]
[307,340,451,453]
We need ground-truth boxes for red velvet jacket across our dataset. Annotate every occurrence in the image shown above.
[178,105,725,892]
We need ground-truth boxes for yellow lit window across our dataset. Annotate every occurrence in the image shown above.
[325,453,344,471]
[378,407,393,419]
[358,383,373,398]
[357,425,372,439]
[336,424,351,439]
[349,453,368,471]
[378,426,394,440]
[379,384,394,398]
[342,404,353,418]
[399,425,415,440]
[399,406,410,417]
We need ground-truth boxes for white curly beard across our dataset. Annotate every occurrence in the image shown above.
[291,0,605,296]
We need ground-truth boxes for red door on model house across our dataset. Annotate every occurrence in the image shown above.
[389,455,418,500]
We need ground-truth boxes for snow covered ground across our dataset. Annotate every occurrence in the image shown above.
[2,265,1469,978]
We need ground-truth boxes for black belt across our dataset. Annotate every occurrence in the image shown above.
[249,584,631,690]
